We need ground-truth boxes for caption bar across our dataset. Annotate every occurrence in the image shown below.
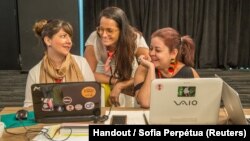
[89,125,249,140]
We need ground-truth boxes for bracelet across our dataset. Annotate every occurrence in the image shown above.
[109,75,113,85]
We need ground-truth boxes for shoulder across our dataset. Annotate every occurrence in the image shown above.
[85,31,98,46]
[134,32,148,48]
[28,61,42,82]
[135,32,143,40]
[90,31,98,37]
[71,54,87,63]
[88,31,97,39]
[191,68,199,78]
[175,66,195,78]
[29,61,41,74]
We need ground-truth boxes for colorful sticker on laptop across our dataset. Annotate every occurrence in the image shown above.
[41,98,54,111]
[75,104,83,111]
[81,87,96,98]
[84,102,95,110]
[66,105,74,111]
[178,86,196,97]
[63,96,72,104]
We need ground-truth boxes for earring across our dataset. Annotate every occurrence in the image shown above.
[168,58,176,75]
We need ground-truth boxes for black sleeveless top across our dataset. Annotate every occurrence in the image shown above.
[134,66,194,93]
[156,66,194,78]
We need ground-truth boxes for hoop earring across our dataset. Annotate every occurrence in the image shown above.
[168,58,176,75]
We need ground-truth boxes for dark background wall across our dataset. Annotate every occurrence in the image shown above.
[18,0,80,71]
[0,0,20,70]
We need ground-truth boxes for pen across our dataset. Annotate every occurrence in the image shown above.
[143,113,149,125]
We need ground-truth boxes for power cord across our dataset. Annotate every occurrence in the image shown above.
[94,105,113,123]
[4,118,72,141]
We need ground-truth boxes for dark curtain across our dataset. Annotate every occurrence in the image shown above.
[84,0,250,69]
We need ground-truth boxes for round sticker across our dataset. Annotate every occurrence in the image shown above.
[63,96,72,104]
[66,105,74,111]
[75,104,83,111]
[81,87,96,98]
[84,102,95,110]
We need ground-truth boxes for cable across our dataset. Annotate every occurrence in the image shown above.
[4,118,28,135]
[94,105,113,123]
[4,118,72,141]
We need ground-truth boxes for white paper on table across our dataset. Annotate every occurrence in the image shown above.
[32,125,89,141]
[245,115,250,119]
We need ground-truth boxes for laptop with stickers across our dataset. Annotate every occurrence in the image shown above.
[31,82,101,123]
[215,74,249,125]
[149,78,223,124]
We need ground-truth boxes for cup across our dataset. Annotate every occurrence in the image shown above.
[0,122,5,138]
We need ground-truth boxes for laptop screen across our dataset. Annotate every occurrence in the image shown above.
[149,78,223,124]
[31,82,101,123]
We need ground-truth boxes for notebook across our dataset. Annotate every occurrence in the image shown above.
[31,82,101,123]
[149,78,223,124]
[215,74,249,125]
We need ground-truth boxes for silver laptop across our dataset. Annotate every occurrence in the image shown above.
[215,74,249,125]
[149,78,223,124]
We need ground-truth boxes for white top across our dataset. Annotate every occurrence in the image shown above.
[24,55,95,107]
[85,31,148,77]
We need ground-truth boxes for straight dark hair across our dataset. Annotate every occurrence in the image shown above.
[97,7,137,81]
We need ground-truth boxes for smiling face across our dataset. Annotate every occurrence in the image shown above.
[150,37,177,69]
[97,17,120,49]
[45,28,72,57]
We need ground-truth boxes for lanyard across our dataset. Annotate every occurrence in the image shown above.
[104,51,114,74]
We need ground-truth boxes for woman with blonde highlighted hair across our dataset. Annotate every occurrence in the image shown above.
[24,19,95,107]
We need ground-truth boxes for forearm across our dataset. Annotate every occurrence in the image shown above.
[109,78,134,106]
[136,66,155,108]
[115,79,134,93]
[94,73,118,86]
[94,72,110,84]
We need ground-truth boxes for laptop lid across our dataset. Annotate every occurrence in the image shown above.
[149,78,223,124]
[31,81,101,123]
[215,74,248,125]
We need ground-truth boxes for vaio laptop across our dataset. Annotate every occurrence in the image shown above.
[215,74,249,125]
[31,82,101,123]
[149,78,223,125]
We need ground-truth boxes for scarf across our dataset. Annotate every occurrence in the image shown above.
[40,53,84,83]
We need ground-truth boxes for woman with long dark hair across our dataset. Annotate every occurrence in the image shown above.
[84,7,149,107]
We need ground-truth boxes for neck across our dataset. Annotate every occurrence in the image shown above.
[105,44,116,52]
[158,61,180,78]
[158,69,171,78]
[47,52,66,69]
